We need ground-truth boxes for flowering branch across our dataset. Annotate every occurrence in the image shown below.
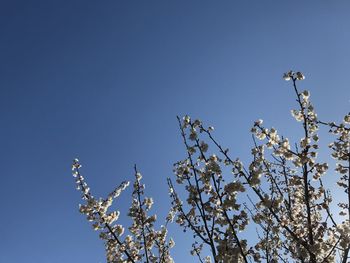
[72,71,350,263]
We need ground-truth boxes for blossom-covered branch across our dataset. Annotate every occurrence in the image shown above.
[72,71,350,263]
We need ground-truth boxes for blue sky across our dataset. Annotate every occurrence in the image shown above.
[1,1,350,262]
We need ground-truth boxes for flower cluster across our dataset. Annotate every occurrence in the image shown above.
[72,71,350,263]
[168,116,250,263]
[72,160,174,263]
[168,71,349,262]
[283,70,305,81]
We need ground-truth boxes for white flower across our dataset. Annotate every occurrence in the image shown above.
[283,71,292,81]
[169,237,175,248]
[302,90,310,100]
[254,119,263,126]
[204,256,211,263]
[144,197,154,210]
[183,115,191,123]
[296,71,305,80]
[136,172,142,181]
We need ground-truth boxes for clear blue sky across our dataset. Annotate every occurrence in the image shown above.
[1,1,350,262]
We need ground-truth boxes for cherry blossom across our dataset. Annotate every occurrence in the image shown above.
[72,71,350,263]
